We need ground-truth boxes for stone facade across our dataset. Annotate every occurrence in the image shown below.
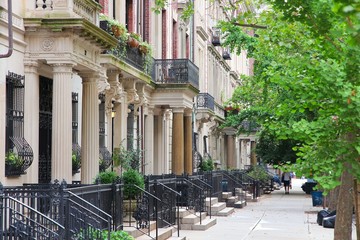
[0,0,256,185]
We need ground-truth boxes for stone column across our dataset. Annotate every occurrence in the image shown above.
[81,74,99,184]
[153,108,163,174]
[24,60,39,183]
[144,107,154,175]
[227,134,236,169]
[250,141,257,166]
[106,71,122,153]
[50,63,73,183]
[117,93,128,148]
[172,108,184,175]
[184,109,193,174]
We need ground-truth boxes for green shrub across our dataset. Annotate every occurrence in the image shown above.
[95,171,120,184]
[199,157,214,171]
[122,169,145,199]
[247,166,271,182]
[74,227,134,240]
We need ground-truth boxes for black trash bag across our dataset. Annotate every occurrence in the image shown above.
[317,210,330,225]
[323,214,336,228]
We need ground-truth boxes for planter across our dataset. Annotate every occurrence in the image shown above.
[138,45,148,55]
[5,164,24,177]
[123,199,138,222]
[128,37,139,48]
[111,25,125,39]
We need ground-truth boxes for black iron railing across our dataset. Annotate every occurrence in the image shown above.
[100,29,153,76]
[152,59,199,89]
[0,196,65,239]
[196,93,215,111]
[0,170,269,239]
[146,176,179,235]
[0,180,112,240]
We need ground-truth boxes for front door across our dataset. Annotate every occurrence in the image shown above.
[38,76,53,183]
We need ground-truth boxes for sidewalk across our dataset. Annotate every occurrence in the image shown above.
[179,179,357,240]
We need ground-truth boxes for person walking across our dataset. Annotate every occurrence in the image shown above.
[282,171,291,194]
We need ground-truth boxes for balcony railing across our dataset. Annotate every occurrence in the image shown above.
[152,59,199,89]
[196,93,215,111]
[99,18,153,76]
[34,0,100,24]
[214,103,225,119]
[211,28,221,46]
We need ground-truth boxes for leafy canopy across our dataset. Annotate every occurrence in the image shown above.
[220,0,360,192]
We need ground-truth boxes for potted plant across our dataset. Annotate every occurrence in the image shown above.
[99,14,128,42]
[128,32,141,48]
[5,150,24,176]
[138,41,151,55]
[122,169,145,199]
[122,168,145,221]
[72,151,81,175]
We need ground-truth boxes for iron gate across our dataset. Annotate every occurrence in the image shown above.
[39,76,53,183]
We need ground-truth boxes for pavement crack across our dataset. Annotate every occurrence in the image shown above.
[241,210,266,240]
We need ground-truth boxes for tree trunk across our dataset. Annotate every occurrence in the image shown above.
[354,180,360,240]
[334,162,354,240]
[328,186,340,211]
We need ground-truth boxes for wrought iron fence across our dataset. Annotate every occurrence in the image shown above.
[0,170,269,239]
[0,196,65,239]
[0,180,112,240]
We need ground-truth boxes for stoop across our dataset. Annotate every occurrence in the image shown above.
[135,226,177,240]
[234,199,247,208]
[216,207,235,216]
[191,217,217,231]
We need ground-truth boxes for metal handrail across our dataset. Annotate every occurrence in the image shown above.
[155,181,181,196]
[7,196,65,229]
[2,196,65,239]
[155,181,181,237]
[189,177,213,219]
[66,191,112,220]
[181,178,205,225]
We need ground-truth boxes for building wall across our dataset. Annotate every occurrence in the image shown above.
[0,0,256,186]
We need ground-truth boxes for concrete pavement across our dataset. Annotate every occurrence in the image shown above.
[179,179,357,240]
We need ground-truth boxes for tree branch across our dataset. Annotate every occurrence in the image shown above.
[233,22,268,29]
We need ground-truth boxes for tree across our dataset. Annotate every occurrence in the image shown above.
[153,1,360,238]
[255,130,299,166]
[219,1,359,239]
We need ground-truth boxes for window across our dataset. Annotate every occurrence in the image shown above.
[5,71,33,176]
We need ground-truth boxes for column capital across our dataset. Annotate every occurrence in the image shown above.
[222,127,236,135]
[107,70,122,82]
[172,107,185,114]
[24,60,39,74]
[47,61,76,69]
[184,108,193,117]
[79,71,101,81]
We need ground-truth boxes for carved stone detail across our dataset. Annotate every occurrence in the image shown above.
[42,38,55,51]
[97,69,110,94]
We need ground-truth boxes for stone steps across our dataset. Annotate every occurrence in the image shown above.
[134,226,177,240]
